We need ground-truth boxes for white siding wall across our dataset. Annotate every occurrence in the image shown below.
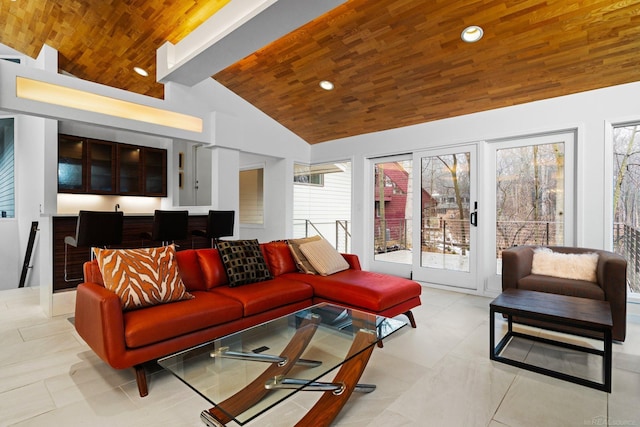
[293,162,352,251]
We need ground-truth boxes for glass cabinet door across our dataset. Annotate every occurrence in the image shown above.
[144,148,166,196]
[118,144,142,194]
[58,135,85,192]
[87,140,115,193]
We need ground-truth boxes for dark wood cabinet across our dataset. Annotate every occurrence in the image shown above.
[87,139,116,193]
[143,147,166,196]
[117,144,143,195]
[58,135,86,192]
[58,134,167,197]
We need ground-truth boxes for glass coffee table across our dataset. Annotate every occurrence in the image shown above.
[158,303,406,426]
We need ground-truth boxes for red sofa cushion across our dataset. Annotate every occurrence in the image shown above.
[195,249,229,289]
[175,249,207,291]
[212,277,313,317]
[287,269,421,312]
[123,291,243,348]
[262,241,298,276]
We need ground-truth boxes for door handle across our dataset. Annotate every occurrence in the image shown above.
[470,201,478,227]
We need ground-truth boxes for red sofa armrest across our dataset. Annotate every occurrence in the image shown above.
[83,259,104,285]
[341,253,362,270]
[74,282,128,369]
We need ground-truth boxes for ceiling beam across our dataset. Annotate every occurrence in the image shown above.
[157,0,346,87]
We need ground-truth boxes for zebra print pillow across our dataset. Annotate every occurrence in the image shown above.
[93,244,193,311]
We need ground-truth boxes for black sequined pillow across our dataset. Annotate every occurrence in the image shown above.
[217,239,272,287]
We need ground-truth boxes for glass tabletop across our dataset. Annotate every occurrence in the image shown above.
[158,303,406,425]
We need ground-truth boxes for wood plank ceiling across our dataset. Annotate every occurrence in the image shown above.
[1,0,640,144]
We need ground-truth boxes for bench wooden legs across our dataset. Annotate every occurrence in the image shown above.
[134,365,148,397]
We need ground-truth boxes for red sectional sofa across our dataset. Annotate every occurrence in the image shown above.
[74,241,422,397]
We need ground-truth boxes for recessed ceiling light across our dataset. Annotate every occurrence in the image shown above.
[461,25,484,43]
[319,80,334,91]
[133,67,149,77]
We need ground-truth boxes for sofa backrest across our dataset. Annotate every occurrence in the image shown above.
[262,241,298,276]
[174,249,209,291]
[174,242,299,291]
[81,240,338,291]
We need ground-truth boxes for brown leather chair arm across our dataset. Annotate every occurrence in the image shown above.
[596,251,628,341]
[501,246,534,290]
[74,282,128,368]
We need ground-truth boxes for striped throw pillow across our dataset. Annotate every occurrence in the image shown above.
[93,245,193,311]
[299,238,349,276]
[288,235,322,274]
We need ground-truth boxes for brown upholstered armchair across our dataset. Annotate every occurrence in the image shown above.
[502,245,628,342]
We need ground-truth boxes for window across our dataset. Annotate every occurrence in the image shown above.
[373,158,412,264]
[239,168,264,224]
[293,162,352,252]
[0,118,15,218]
[612,123,640,295]
[294,163,324,185]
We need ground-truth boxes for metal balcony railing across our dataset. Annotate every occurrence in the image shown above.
[293,219,351,253]
[614,223,640,293]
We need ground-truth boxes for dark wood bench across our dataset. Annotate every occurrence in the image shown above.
[490,288,613,392]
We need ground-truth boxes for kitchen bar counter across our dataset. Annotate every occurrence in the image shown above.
[52,214,210,292]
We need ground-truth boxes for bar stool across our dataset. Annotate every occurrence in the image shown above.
[140,210,189,247]
[192,210,235,248]
[64,210,124,282]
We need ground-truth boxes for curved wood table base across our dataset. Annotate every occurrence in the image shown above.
[294,329,378,427]
[203,314,321,425]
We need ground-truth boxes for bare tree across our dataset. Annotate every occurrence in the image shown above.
[496,143,564,248]
[614,125,639,223]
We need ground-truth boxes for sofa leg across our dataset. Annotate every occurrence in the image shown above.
[404,310,417,328]
[134,365,148,397]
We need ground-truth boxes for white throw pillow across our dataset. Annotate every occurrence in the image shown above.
[299,238,350,276]
[531,247,599,282]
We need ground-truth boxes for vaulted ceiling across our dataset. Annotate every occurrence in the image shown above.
[1,0,640,144]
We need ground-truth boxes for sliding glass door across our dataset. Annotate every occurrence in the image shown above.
[412,145,477,289]
[485,132,575,292]
[368,132,573,293]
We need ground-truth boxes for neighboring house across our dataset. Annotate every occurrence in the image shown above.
[374,162,434,252]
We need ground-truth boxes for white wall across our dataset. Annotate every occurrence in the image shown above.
[311,82,640,271]
[0,114,52,291]
[0,45,53,291]
[239,152,292,242]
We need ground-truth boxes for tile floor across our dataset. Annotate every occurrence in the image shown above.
[1,286,640,427]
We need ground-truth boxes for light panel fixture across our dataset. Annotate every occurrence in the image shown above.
[16,76,203,133]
